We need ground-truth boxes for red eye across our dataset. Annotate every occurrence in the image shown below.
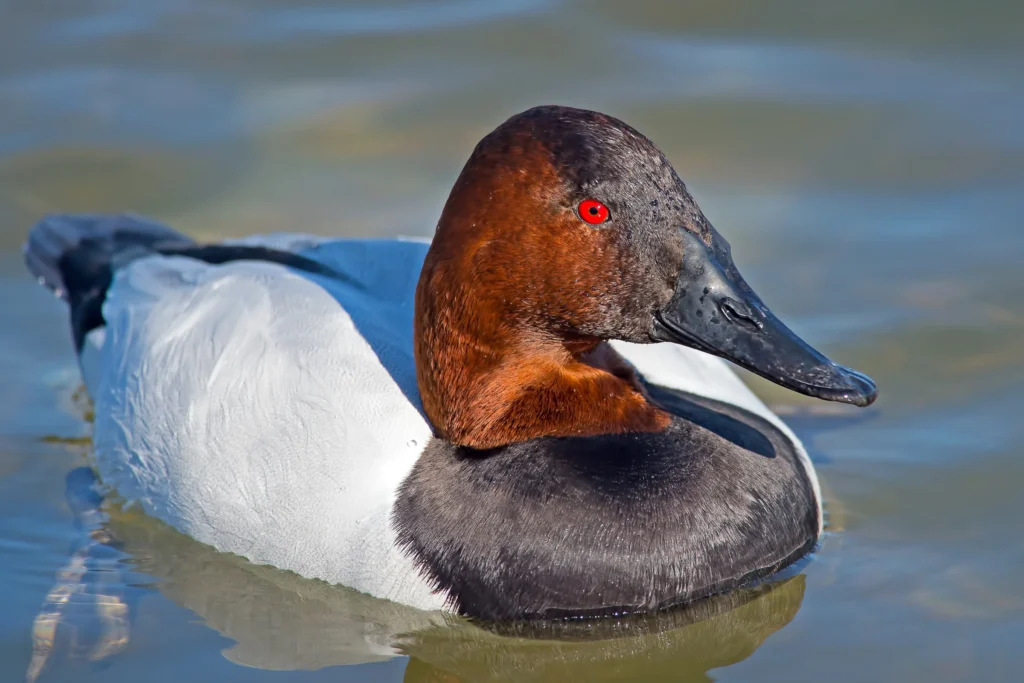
[578,199,610,224]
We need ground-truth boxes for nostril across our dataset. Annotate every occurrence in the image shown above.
[719,297,763,332]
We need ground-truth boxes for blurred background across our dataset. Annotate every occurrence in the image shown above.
[1,1,1022,681]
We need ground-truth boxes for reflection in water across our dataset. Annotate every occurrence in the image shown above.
[27,469,130,683]
[33,467,804,682]
[108,501,445,670]
[401,578,805,683]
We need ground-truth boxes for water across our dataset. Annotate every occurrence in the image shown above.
[2,1,1022,680]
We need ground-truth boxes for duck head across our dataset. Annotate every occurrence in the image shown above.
[415,106,876,449]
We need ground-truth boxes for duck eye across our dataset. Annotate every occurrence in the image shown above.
[578,199,610,225]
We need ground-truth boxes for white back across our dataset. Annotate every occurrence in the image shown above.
[83,236,819,612]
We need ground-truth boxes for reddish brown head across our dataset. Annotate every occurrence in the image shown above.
[415,106,876,449]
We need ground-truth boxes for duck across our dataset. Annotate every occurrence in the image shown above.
[24,105,876,621]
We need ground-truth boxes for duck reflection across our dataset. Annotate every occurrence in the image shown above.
[400,577,805,683]
[33,466,805,682]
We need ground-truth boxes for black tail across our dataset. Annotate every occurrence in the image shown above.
[25,213,355,351]
[24,214,196,350]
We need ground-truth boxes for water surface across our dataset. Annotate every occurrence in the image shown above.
[2,1,1023,681]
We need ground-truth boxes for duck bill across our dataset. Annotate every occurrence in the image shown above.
[651,230,877,407]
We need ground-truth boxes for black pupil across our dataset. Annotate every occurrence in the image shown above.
[588,206,599,215]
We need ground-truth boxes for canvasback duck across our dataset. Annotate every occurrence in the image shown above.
[24,106,876,620]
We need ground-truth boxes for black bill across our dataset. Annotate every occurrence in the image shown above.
[651,230,878,407]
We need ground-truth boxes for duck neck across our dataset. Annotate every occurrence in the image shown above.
[414,271,671,450]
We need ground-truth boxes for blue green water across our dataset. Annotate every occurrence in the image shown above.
[2,1,1023,681]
